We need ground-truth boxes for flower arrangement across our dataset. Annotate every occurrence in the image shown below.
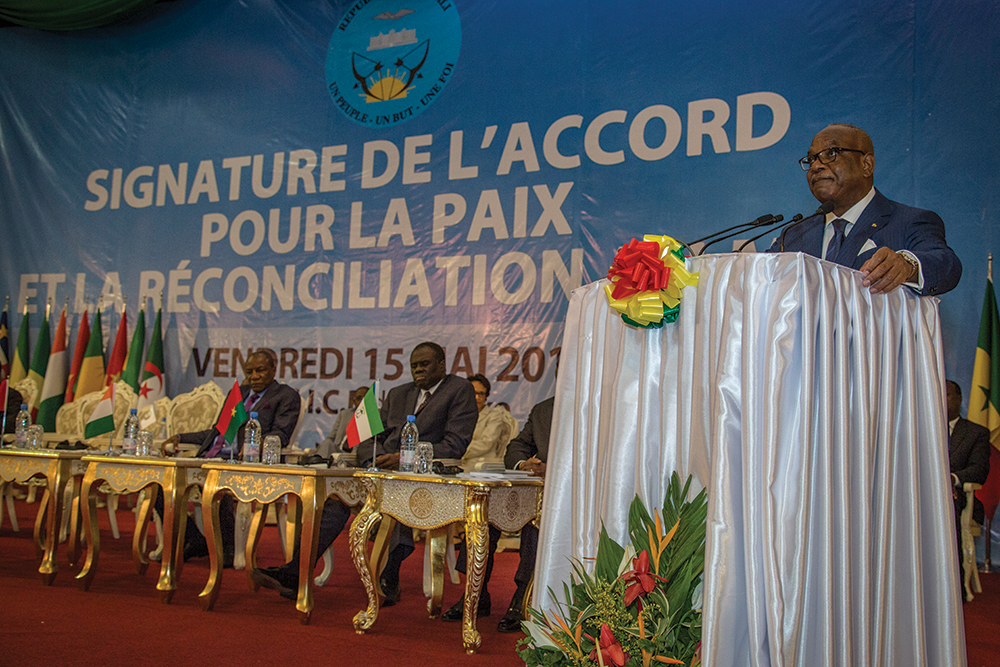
[517,473,708,667]
[604,235,698,328]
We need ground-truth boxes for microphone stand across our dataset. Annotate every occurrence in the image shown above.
[779,202,835,251]
[683,214,775,254]
[368,432,379,472]
[737,214,803,252]
[700,215,783,255]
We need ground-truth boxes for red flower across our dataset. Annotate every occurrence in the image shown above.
[621,549,667,608]
[607,238,672,301]
[588,623,628,667]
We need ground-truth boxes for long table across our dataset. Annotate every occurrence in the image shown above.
[75,455,207,602]
[197,462,365,624]
[0,449,89,584]
[349,471,543,654]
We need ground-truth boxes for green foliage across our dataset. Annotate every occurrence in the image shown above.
[518,472,707,667]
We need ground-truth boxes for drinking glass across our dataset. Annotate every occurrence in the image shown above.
[137,430,153,456]
[263,435,282,465]
[26,424,44,450]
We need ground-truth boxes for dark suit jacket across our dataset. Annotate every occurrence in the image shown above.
[365,374,477,462]
[950,417,991,487]
[770,189,962,296]
[179,380,301,457]
[505,396,554,468]
[3,388,24,434]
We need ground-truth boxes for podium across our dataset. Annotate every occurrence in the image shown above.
[535,253,964,667]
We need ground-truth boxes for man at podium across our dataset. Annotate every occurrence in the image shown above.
[774,123,962,297]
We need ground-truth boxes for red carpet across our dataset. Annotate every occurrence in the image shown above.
[0,496,526,667]
[2,495,999,666]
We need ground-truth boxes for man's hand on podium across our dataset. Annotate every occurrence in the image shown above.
[860,247,918,294]
[522,457,546,478]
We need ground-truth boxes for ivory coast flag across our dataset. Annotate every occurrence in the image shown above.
[345,381,385,449]
[84,382,116,438]
[27,309,51,416]
[36,308,68,431]
[971,260,1000,524]
[10,306,29,384]
[105,306,128,387]
[65,308,91,402]
[75,309,105,397]
[121,307,145,393]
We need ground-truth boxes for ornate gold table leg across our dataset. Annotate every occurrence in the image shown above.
[462,486,490,654]
[33,484,48,559]
[156,472,183,604]
[246,501,268,592]
[198,472,223,611]
[76,468,101,591]
[39,462,70,585]
[351,477,383,634]
[66,478,83,567]
[132,483,154,576]
[426,527,448,617]
[295,478,320,625]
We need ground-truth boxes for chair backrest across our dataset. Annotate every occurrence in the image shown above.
[74,381,137,440]
[496,408,519,459]
[137,395,172,433]
[167,381,224,436]
[288,394,308,447]
[11,377,38,411]
[55,400,82,437]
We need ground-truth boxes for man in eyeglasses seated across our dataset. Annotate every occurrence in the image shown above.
[772,123,961,296]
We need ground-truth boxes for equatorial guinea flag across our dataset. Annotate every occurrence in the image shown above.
[346,381,385,449]
[37,307,68,431]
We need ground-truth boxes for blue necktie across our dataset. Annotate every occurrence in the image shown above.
[825,218,848,262]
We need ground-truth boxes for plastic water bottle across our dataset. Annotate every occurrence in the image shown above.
[122,408,140,455]
[243,411,261,463]
[416,441,434,474]
[399,415,418,473]
[13,404,30,448]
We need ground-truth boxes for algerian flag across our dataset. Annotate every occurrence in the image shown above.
[37,308,68,431]
[216,380,248,445]
[346,381,385,449]
[10,306,28,384]
[137,308,164,429]
[84,382,116,438]
[27,308,51,416]
[121,307,145,393]
[75,309,105,398]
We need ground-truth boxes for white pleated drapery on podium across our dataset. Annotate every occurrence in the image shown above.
[534,252,964,667]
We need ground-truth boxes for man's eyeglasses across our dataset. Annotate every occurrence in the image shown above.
[799,147,867,171]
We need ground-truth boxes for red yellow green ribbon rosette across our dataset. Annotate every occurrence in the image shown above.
[604,234,698,328]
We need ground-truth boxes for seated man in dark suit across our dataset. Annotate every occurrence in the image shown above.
[946,380,991,593]
[772,123,961,296]
[252,341,478,603]
[442,394,553,632]
[160,350,301,565]
[2,384,25,434]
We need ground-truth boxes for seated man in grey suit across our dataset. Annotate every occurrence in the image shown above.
[160,350,301,565]
[252,341,478,603]
[946,380,990,594]
[315,386,368,457]
[772,123,961,296]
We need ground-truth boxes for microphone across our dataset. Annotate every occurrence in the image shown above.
[778,201,835,252]
[700,215,783,255]
[737,214,802,253]
[683,214,776,253]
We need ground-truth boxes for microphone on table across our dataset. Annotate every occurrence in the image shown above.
[700,215,783,255]
[737,213,803,252]
[682,214,776,255]
[778,201,835,252]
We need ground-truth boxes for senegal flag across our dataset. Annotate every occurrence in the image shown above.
[970,261,1000,525]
